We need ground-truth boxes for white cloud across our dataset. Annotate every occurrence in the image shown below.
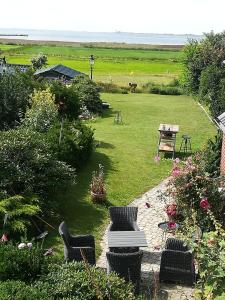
[0,0,224,34]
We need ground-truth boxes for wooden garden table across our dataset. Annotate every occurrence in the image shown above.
[108,231,148,248]
[157,123,179,158]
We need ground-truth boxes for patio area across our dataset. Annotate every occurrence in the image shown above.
[97,179,195,300]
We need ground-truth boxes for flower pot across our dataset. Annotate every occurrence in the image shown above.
[91,191,106,203]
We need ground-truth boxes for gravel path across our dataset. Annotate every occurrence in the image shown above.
[97,179,195,300]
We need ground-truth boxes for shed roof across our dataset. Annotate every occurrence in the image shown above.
[34,64,84,79]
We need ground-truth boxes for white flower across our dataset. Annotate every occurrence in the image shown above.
[27,242,32,248]
[18,243,26,249]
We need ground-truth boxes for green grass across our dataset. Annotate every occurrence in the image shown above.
[1,43,182,85]
[46,93,216,256]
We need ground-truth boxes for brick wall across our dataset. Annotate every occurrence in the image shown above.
[220,133,225,174]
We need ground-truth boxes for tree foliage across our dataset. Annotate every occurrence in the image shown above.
[183,31,225,117]
[23,89,58,132]
[31,53,48,70]
[72,75,102,113]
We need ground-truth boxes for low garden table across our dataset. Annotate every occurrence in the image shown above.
[108,231,148,248]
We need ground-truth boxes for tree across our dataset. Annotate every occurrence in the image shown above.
[0,72,31,130]
[31,53,48,70]
[72,75,102,113]
[183,31,225,117]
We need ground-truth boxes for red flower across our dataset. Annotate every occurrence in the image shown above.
[200,198,210,210]
[167,221,176,229]
[1,234,8,242]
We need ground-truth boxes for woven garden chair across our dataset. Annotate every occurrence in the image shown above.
[59,221,96,265]
[106,250,143,294]
[159,238,195,285]
[109,206,140,231]
[109,206,140,252]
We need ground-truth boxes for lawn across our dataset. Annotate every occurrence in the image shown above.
[1,43,182,85]
[47,93,216,256]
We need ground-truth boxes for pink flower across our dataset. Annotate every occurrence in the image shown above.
[154,155,160,163]
[166,203,177,216]
[172,167,180,177]
[200,198,210,210]
[167,221,177,229]
[1,233,8,242]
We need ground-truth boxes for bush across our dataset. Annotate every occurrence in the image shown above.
[23,89,58,133]
[183,31,225,117]
[203,131,223,177]
[50,81,80,120]
[0,72,31,130]
[149,85,182,95]
[0,243,50,282]
[72,75,102,113]
[31,53,48,70]
[0,127,76,200]
[166,155,225,228]
[0,280,51,300]
[46,120,94,168]
[97,82,129,94]
[36,261,137,300]
[0,195,40,235]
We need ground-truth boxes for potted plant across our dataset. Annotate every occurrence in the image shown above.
[90,164,106,203]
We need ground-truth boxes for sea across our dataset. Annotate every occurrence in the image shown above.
[0,28,203,45]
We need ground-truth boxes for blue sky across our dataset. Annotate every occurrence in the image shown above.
[0,0,224,34]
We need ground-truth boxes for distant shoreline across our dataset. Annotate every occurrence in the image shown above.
[0,34,28,37]
[0,38,184,49]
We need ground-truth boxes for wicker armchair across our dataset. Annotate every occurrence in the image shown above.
[109,206,140,231]
[59,221,96,265]
[159,238,195,285]
[109,206,140,252]
[106,250,143,294]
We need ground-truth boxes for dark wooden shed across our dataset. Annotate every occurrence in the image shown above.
[34,64,85,80]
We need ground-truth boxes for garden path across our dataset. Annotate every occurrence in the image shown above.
[97,179,195,300]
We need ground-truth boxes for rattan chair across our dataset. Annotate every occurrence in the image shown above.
[109,206,140,252]
[159,238,195,285]
[106,250,143,294]
[59,221,96,265]
[109,206,140,231]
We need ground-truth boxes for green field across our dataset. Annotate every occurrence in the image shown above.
[0,43,182,85]
[46,93,216,255]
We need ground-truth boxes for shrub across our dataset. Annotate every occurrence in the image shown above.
[183,31,225,117]
[0,243,50,282]
[0,195,40,235]
[166,155,225,227]
[203,131,222,177]
[97,82,129,94]
[31,53,48,70]
[50,80,80,120]
[0,127,76,200]
[0,72,31,130]
[0,280,51,300]
[149,85,182,95]
[46,120,94,168]
[23,89,58,133]
[36,261,137,300]
[72,75,102,113]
